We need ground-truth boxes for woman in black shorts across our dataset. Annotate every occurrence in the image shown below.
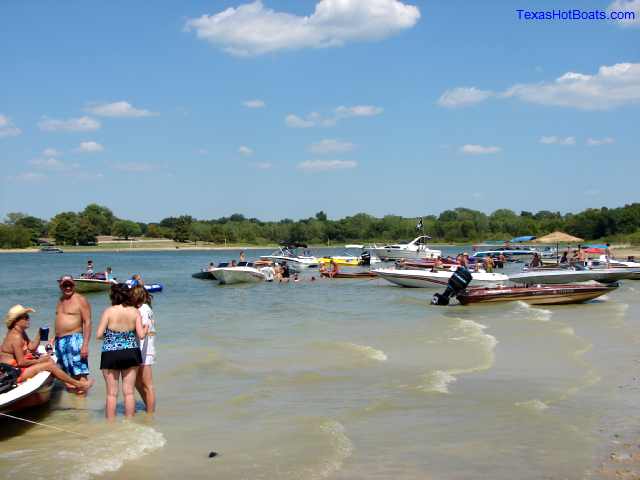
[96,284,147,419]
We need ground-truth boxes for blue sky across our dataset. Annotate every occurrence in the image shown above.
[1,0,639,222]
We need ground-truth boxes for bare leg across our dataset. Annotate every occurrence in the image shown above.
[21,360,93,392]
[122,367,138,417]
[137,365,155,413]
[102,369,119,420]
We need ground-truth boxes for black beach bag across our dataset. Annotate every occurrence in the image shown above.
[0,363,20,394]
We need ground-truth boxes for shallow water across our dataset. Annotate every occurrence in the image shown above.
[0,249,638,479]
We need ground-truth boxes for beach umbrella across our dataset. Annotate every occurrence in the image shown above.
[532,231,585,266]
[532,231,584,244]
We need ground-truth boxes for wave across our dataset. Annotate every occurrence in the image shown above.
[418,319,498,394]
[515,301,553,322]
[313,420,354,479]
[515,399,549,412]
[4,422,166,480]
[338,342,388,362]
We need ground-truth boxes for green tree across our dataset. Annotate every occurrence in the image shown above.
[49,212,80,245]
[80,204,115,235]
[174,216,193,242]
[112,220,142,239]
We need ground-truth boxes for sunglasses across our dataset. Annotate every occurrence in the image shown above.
[20,314,30,320]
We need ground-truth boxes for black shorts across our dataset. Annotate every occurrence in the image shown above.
[100,348,142,370]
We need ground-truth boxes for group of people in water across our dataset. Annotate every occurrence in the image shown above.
[1,267,156,420]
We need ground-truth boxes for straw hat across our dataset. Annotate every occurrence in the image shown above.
[4,304,35,328]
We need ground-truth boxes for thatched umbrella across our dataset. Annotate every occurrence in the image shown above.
[532,231,584,244]
[532,231,584,265]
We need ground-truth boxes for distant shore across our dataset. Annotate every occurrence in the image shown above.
[1,241,638,258]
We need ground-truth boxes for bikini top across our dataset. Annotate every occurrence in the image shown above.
[102,328,139,352]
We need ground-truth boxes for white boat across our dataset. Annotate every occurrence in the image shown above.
[210,262,267,285]
[374,267,508,288]
[370,236,441,261]
[588,255,640,280]
[73,277,116,293]
[260,246,319,271]
[508,266,640,285]
[471,246,537,260]
[0,348,56,414]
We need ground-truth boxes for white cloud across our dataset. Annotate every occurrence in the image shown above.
[439,62,640,110]
[243,99,265,108]
[112,163,155,173]
[10,172,46,182]
[335,105,383,117]
[437,87,493,108]
[504,63,640,110]
[297,159,358,171]
[608,0,640,27]
[309,139,355,154]
[42,148,60,157]
[539,136,576,145]
[38,116,101,132]
[77,141,104,153]
[238,145,254,156]
[285,114,318,128]
[586,137,615,146]
[250,162,272,169]
[0,114,22,137]
[29,157,81,172]
[460,144,501,155]
[185,0,420,56]
[286,105,382,128]
[86,101,156,118]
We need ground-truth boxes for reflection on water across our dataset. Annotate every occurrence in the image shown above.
[0,249,639,479]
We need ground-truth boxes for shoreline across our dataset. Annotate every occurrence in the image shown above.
[1,244,639,256]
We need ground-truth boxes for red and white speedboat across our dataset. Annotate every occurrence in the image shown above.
[456,283,617,306]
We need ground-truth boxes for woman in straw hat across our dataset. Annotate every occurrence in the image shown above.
[0,304,93,392]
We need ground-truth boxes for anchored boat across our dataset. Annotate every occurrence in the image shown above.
[374,267,508,288]
[457,283,617,305]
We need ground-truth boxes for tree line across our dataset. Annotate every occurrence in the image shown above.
[1,203,640,249]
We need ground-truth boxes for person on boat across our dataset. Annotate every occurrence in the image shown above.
[497,253,506,268]
[96,283,147,420]
[529,253,543,269]
[328,259,339,278]
[559,250,569,264]
[261,264,275,282]
[605,243,614,267]
[85,260,94,277]
[207,262,215,272]
[1,305,93,392]
[130,285,156,414]
[230,260,237,267]
[54,275,92,393]
[105,266,114,282]
[431,256,444,272]
[239,251,246,262]
[129,273,144,287]
[576,245,586,265]
[483,255,495,273]
[460,253,470,268]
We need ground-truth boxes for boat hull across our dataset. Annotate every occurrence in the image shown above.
[374,268,508,288]
[72,278,114,293]
[457,284,616,305]
[212,267,266,285]
[320,271,377,279]
[370,248,441,261]
[508,268,640,285]
[0,350,57,414]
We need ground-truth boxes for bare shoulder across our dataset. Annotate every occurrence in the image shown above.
[74,293,90,307]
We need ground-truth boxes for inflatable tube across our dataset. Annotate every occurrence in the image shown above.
[144,283,163,293]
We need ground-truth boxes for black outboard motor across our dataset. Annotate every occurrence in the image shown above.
[431,267,473,306]
[360,251,371,266]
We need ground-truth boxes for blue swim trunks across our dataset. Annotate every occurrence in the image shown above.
[55,333,89,376]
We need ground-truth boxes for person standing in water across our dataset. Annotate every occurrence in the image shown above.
[96,284,146,420]
[131,285,156,413]
[54,275,92,393]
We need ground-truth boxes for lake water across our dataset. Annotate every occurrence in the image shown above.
[0,248,639,479]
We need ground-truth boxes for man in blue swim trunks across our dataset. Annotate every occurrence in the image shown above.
[54,275,92,393]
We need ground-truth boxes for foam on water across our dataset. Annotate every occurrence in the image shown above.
[515,399,550,412]
[339,342,388,362]
[418,370,457,394]
[515,301,553,322]
[418,319,498,394]
[5,422,166,480]
[313,420,354,479]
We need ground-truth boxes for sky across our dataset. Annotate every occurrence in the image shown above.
[1,0,639,222]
